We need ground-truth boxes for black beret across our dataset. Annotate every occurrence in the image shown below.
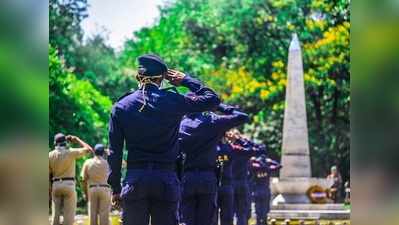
[137,54,168,76]
[94,144,105,155]
[54,133,66,144]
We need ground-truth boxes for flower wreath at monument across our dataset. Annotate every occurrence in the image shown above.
[306,185,328,204]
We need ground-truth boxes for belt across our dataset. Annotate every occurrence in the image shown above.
[89,184,110,188]
[128,162,176,171]
[52,177,75,182]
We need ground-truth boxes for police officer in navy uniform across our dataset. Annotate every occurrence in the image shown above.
[249,155,282,225]
[215,138,235,225]
[179,103,249,225]
[107,54,220,225]
[248,144,267,221]
[227,132,266,225]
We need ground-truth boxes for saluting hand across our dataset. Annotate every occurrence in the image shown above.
[166,69,185,86]
[66,135,78,143]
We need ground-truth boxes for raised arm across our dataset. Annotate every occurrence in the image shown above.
[181,75,221,112]
[68,136,94,153]
[67,135,93,157]
[252,143,267,156]
[212,104,250,132]
[267,158,282,171]
[231,138,266,158]
[230,140,254,157]
[166,70,220,113]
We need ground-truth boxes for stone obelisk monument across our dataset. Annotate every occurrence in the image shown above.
[271,34,332,204]
[269,34,349,220]
[280,33,311,178]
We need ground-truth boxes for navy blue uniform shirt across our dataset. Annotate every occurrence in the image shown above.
[231,139,266,181]
[217,141,234,183]
[179,104,249,171]
[250,158,281,185]
[250,160,271,185]
[107,75,220,193]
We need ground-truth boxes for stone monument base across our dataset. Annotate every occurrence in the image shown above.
[274,193,311,204]
[268,204,350,220]
[270,177,333,204]
[268,177,351,220]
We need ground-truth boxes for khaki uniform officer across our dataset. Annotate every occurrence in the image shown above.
[49,133,93,225]
[81,144,111,225]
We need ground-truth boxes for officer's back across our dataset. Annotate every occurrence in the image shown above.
[217,141,234,184]
[107,54,220,225]
[232,139,266,181]
[249,155,281,225]
[179,104,249,170]
[81,144,111,225]
[49,134,92,225]
[114,86,194,163]
[216,140,236,225]
[178,104,249,225]
[228,136,266,225]
[82,148,109,186]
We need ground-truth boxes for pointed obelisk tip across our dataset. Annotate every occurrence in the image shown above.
[289,33,301,51]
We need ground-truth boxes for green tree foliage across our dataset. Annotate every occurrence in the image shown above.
[50,45,112,206]
[49,0,350,207]
[121,0,350,180]
[50,0,137,101]
[49,0,88,66]
[49,0,137,206]
[49,45,112,146]
[73,34,138,101]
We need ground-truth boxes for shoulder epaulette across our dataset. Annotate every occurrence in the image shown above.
[117,89,135,101]
[161,86,180,94]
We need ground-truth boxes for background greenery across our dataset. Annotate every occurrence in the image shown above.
[49,0,349,206]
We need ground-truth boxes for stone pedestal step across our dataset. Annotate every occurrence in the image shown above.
[272,204,348,210]
[269,209,350,220]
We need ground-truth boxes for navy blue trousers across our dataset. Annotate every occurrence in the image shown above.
[181,171,217,225]
[121,169,180,225]
[253,185,271,225]
[217,185,234,225]
[233,181,250,225]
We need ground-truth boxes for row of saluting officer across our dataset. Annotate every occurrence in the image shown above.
[49,54,281,225]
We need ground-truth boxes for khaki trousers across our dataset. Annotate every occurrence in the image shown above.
[88,186,111,225]
[51,180,76,225]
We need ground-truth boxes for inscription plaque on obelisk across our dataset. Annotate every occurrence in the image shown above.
[280,33,311,178]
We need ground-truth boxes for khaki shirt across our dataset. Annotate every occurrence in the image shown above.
[49,146,88,179]
[81,156,110,185]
